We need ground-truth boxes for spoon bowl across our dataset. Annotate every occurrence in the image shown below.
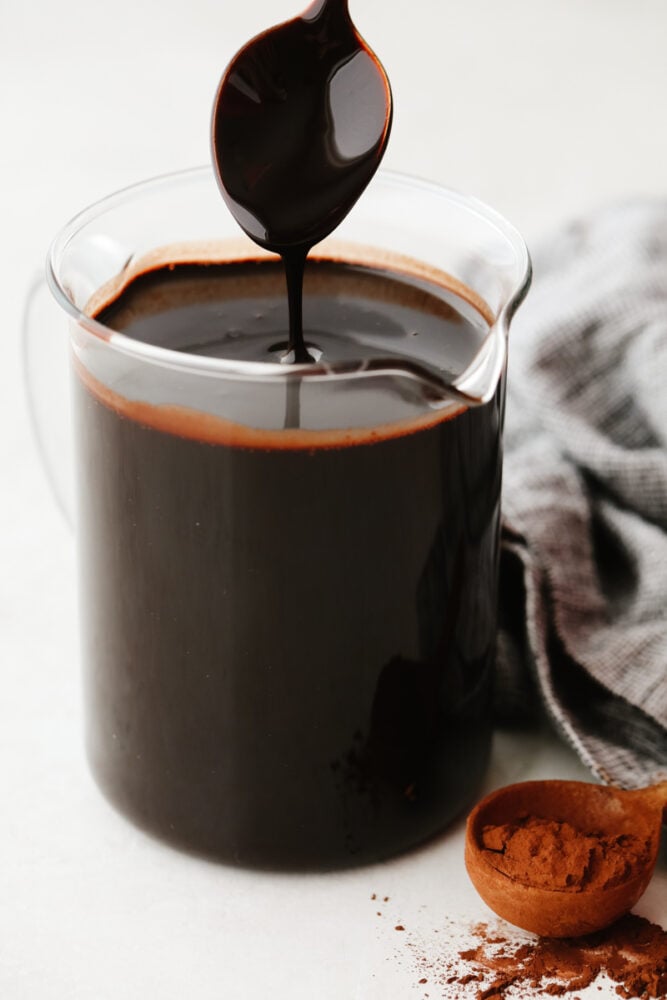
[211,0,393,253]
[465,779,667,938]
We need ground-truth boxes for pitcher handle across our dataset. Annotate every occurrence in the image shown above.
[22,271,74,526]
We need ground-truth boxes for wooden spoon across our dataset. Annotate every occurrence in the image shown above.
[465,778,667,938]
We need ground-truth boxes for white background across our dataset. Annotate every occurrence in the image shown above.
[1,1,666,996]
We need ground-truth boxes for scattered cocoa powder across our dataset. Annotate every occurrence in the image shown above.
[480,816,652,892]
[404,915,667,998]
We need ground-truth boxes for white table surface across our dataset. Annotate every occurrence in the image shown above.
[2,1,666,997]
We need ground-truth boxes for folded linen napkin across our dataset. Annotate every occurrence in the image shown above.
[497,201,667,789]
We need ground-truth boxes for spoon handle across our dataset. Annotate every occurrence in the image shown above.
[303,0,350,20]
[626,780,667,817]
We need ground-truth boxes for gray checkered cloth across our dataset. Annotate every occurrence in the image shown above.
[496,201,667,789]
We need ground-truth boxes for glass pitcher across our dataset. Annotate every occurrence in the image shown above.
[26,167,531,868]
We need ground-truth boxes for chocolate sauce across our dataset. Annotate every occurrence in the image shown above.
[77,258,501,869]
[211,0,392,361]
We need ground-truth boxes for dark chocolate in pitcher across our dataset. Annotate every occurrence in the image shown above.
[76,256,501,868]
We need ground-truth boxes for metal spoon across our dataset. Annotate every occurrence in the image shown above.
[211,0,392,361]
[465,778,667,937]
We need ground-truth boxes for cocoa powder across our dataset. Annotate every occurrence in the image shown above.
[464,916,667,997]
[480,816,652,892]
[402,915,667,998]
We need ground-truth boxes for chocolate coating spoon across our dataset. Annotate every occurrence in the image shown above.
[211,0,392,361]
[465,778,667,938]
